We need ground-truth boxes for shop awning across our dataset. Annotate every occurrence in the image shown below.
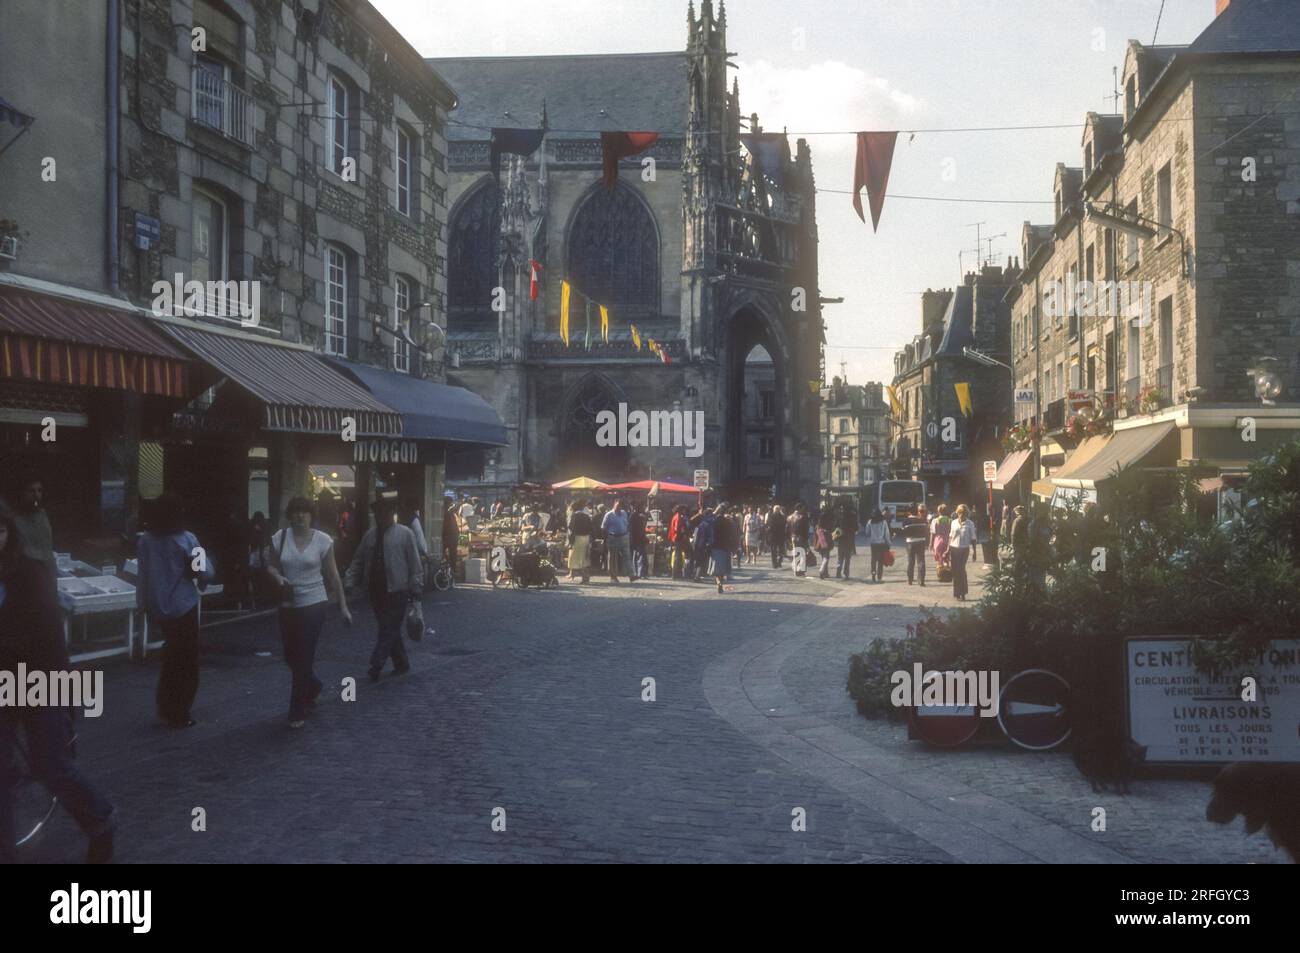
[991,449,1031,490]
[0,286,191,397]
[1031,478,1056,500]
[1057,421,1179,489]
[162,324,400,436]
[325,357,507,447]
[1047,434,1111,486]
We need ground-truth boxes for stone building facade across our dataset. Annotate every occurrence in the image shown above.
[431,0,824,502]
[1006,0,1300,510]
[820,379,890,503]
[890,266,1014,509]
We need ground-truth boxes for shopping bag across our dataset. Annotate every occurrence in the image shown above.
[405,598,424,641]
[882,548,895,567]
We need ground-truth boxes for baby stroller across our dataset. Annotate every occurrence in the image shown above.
[493,546,559,589]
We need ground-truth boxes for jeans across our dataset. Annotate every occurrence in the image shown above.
[770,543,784,568]
[907,541,928,583]
[156,607,199,725]
[0,708,115,863]
[631,545,647,579]
[369,591,411,675]
[279,602,327,722]
[607,535,631,579]
[836,550,853,578]
[951,546,971,598]
[817,549,832,578]
[870,543,889,580]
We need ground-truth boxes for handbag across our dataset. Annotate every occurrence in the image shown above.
[257,530,291,604]
[882,548,895,567]
[405,597,425,641]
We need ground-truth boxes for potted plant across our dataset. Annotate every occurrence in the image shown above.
[1139,385,1162,415]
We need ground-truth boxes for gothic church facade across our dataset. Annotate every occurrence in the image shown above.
[430,0,824,499]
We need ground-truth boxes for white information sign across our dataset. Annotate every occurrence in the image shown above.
[983,460,997,483]
[1014,388,1035,405]
[1126,638,1300,764]
[693,469,710,490]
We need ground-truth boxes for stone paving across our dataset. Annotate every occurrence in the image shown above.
[19,539,1284,864]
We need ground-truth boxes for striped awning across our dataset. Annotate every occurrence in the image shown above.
[0,287,190,397]
[161,323,402,437]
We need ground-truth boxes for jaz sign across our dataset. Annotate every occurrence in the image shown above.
[352,439,432,465]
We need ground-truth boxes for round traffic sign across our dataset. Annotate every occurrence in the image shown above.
[998,669,1071,751]
[907,703,982,747]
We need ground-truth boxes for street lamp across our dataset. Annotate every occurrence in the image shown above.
[962,346,1013,373]
[1084,202,1189,277]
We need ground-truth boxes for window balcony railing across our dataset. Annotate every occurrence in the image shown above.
[1157,364,1173,404]
[192,68,256,147]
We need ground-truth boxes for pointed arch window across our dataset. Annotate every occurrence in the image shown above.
[448,179,501,331]
[567,183,659,327]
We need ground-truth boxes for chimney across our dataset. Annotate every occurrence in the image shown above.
[1216,0,1230,15]
[921,288,952,334]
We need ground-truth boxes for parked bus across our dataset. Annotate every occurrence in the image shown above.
[861,480,927,535]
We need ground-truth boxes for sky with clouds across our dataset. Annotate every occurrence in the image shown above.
[372,0,1217,385]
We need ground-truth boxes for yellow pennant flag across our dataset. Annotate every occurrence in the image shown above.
[599,304,609,342]
[954,381,972,417]
[886,384,902,417]
[630,324,642,351]
[560,281,571,346]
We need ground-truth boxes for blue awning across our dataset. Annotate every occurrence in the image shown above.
[325,358,507,448]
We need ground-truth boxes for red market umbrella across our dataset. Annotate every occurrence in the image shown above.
[605,480,699,494]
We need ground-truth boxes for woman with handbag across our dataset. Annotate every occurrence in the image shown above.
[265,496,351,729]
[865,509,891,582]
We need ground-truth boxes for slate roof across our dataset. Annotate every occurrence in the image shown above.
[1187,0,1300,55]
[427,52,690,141]
[936,285,974,357]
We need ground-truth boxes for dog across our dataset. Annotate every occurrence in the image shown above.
[1206,762,1300,862]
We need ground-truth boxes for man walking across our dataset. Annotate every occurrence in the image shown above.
[629,503,649,580]
[766,505,787,569]
[789,503,811,577]
[347,498,423,681]
[902,503,930,586]
[602,500,632,583]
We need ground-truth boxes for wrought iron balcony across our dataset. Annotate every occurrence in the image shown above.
[191,68,256,147]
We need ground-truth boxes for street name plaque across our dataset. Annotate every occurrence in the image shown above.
[1126,637,1300,764]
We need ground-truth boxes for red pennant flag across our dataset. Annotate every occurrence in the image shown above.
[601,132,659,189]
[528,259,542,300]
[852,131,898,231]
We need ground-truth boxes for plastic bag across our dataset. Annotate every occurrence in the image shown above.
[405,598,424,641]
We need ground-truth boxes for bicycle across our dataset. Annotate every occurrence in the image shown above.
[9,720,76,850]
[431,554,455,592]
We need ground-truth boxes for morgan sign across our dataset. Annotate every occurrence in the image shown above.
[351,439,434,466]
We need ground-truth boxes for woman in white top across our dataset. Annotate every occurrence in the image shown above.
[266,496,351,728]
[948,504,978,600]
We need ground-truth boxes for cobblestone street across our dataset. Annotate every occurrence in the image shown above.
[24,541,1284,864]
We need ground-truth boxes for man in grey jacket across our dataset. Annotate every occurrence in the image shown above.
[346,498,424,681]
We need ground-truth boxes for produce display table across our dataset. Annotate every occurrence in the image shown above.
[57,575,139,663]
